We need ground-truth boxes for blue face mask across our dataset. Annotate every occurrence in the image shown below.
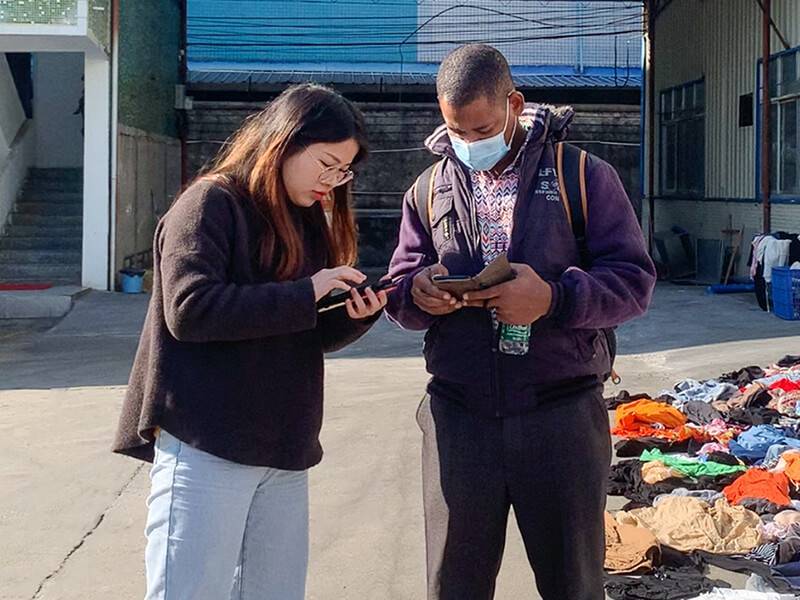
[449,95,517,172]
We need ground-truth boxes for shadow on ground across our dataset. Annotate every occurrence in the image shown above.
[1,282,797,389]
[0,292,148,390]
[617,283,800,355]
[334,283,800,359]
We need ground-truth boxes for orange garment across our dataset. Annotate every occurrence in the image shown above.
[778,450,800,484]
[723,469,791,507]
[613,399,695,441]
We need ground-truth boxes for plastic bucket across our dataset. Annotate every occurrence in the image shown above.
[120,269,145,294]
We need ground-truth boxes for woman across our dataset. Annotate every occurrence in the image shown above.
[112,84,386,599]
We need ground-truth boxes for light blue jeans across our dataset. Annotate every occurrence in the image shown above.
[144,430,309,600]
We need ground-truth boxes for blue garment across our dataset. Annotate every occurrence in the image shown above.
[728,425,800,463]
[772,560,800,591]
[664,378,739,410]
[764,444,796,467]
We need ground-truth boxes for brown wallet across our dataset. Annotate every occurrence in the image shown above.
[431,253,515,297]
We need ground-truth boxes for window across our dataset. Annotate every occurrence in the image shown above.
[769,49,800,196]
[660,79,705,196]
[739,94,754,128]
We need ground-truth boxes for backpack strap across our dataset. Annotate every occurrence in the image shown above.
[412,160,444,236]
[556,142,590,269]
[557,142,621,384]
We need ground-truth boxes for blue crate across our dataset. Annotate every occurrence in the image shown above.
[771,267,800,320]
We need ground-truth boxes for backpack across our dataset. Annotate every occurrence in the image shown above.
[412,142,620,384]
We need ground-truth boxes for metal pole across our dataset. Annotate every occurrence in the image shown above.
[577,2,585,74]
[180,0,189,187]
[645,0,656,254]
[761,0,772,233]
[755,0,791,51]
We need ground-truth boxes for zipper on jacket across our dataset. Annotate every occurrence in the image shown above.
[489,314,501,417]
[449,159,481,258]
[447,156,502,416]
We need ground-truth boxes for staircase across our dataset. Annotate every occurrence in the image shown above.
[0,168,82,285]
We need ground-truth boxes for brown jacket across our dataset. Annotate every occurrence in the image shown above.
[112,179,378,469]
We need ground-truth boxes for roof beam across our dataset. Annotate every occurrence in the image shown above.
[754,0,791,50]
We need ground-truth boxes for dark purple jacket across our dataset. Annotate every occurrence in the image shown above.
[386,106,656,416]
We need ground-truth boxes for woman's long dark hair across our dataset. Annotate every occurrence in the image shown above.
[204,84,368,280]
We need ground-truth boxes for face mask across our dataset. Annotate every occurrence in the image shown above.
[449,94,517,172]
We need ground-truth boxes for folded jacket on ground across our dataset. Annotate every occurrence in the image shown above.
[719,366,767,387]
[774,510,800,527]
[701,419,743,444]
[776,536,800,564]
[723,469,791,507]
[771,450,800,481]
[614,399,688,436]
[770,379,800,394]
[605,566,729,600]
[739,498,791,516]
[604,511,660,574]
[609,460,743,509]
[771,391,800,417]
[756,372,800,388]
[684,400,726,425]
[640,449,746,478]
[777,356,800,369]
[728,426,800,463]
[705,451,743,467]
[759,521,800,543]
[687,590,796,599]
[728,408,785,428]
[653,489,725,508]
[606,390,658,410]
[616,496,762,554]
[642,460,683,484]
[730,384,772,411]
[615,437,706,458]
[697,551,800,594]
[699,443,730,457]
[670,379,739,409]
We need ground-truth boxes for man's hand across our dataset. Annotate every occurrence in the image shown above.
[411,264,463,316]
[462,263,552,325]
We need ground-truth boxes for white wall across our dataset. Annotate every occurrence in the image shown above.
[32,52,84,168]
[82,53,110,289]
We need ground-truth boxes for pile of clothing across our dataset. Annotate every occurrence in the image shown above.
[605,355,800,599]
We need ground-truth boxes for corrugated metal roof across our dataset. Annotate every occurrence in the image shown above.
[187,61,642,89]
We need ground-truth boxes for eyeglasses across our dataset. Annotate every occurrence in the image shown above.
[304,146,355,188]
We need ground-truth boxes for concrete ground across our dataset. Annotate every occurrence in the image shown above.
[1,283,799,600]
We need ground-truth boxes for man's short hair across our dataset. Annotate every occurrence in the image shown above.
[436,44,514,107]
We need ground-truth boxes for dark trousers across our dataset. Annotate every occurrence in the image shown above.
[416,386,612,600]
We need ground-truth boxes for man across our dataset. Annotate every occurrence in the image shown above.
[386,44,656,600]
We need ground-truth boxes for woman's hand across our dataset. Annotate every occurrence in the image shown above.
[346,286,387,320]
[311,266,366,302]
